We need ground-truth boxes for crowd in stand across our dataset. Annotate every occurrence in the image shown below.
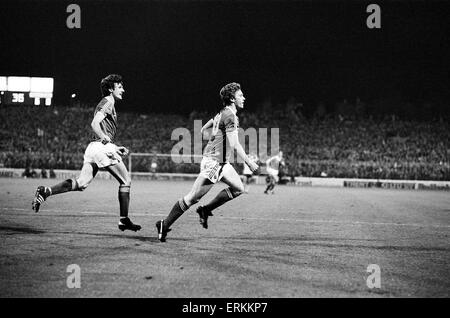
[0,102,449,180]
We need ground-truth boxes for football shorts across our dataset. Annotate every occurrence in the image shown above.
[199,157,229,183]
[83,141,122,168]
[266,166,279,182]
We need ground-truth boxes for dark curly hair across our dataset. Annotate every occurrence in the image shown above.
[100,74,123,97]
[219,82,241,106]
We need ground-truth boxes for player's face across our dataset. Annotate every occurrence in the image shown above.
[111,83,125,100]
[233,90,245,108]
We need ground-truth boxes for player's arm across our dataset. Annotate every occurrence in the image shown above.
[91,112,128,155]
[91,112,111,143]
[227,131,258,172]
[200,118,214,134]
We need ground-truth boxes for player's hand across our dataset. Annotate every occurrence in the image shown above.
[101,136,112,144]
[116,146,129,156]
[247,160,259,173]
[201,128,210,140]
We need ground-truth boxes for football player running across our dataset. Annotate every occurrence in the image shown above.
[264,151,284,194]
[32,74,141,232]
[156,82,258,242]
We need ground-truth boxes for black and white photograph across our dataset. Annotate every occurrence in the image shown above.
[0,0,449,301]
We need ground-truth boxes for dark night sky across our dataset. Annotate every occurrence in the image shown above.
[1,0,449,114]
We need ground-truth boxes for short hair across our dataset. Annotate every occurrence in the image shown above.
[219,82,241,106]
[100,74,123,97]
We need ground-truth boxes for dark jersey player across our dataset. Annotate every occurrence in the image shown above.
[32,74,141,232]
[155,82,259,242]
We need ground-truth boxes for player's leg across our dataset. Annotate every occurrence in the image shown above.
[32,163,97,212]
[76,162,99,190]
[105,161,141,232]
[156,175,214,241]
[244,175,251,193]
[197,164,244,227]
[264,175,273,194]
[269,172,278,194]
[156,175,214,242]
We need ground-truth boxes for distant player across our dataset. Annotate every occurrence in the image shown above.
[32,74,141,232]
[156,82,258,242]
[264,151,284,194]
[243,153,259,193]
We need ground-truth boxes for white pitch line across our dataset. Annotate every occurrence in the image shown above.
[1,207,449,229]
[81,211,108,215]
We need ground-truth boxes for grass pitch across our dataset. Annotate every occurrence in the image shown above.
[0,178,449,297]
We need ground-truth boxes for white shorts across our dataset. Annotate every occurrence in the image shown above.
[199,157,230,183]
[266,167,279,182]
[83,141,122,168]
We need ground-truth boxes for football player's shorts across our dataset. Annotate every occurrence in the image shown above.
[83,141,122,168]
[266,167,279,182]
[199,157,229,183]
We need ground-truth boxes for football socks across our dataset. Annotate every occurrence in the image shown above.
[50,178,77,195]
[202,187,241,213]
[118,185,130,217]
[164,198,189,228]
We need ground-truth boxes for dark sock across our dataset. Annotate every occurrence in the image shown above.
[118,185,130,217]
[164,198,189,228]
[203,187,236,213]
[265,184,271,192]
[50,179,77,195]
[269,183,275,191]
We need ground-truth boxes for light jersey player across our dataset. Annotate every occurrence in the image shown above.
[264,151,284,194]
[31,74,141,232]
[155,82,259,242]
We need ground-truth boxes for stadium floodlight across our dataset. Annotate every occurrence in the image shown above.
[71,93,76,98]
[31,77,54,93]
[34,98,40,106]
[7,76,31,92]
[45,98,51,106]
[0,77,7,91]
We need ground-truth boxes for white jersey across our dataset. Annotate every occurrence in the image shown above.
[266,155,282,171]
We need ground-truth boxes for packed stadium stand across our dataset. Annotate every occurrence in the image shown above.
[1,104,449,180]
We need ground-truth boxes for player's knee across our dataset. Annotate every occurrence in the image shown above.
[190,197,200,206]
[184,196,198,207]
[122,177,131,187]
[117,174,131,186]
[230,185,244,197]
[76,180,89,191]
[184,192,200,207]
